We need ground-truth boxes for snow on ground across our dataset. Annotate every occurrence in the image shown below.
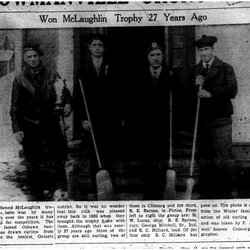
[0,73,30,201]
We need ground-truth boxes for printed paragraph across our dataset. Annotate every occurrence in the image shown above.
[128,202,198,239]
[0,204,54,241]
[200,202,250,239]
[56,203,126,241]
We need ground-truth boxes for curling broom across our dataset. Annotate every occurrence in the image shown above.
[163,89,177,200]
[79,79,114,201]
[184,85,202,200]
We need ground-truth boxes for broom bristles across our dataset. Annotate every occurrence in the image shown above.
[96,169,114,201]
[184,177,195,200]
[163,169,176,200]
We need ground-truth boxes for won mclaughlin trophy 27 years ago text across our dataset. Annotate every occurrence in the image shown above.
[38,12,207,25]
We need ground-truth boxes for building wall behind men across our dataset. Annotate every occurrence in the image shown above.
[3,26,250,150]
[25,29,59,72]
[0,30,22,161]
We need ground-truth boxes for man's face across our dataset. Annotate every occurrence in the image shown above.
[198,46,214,63]
[148,49,163,68]
[24,50,40,68]
[89,39,104,58]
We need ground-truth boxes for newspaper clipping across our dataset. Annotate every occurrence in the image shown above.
[1,1,250,249]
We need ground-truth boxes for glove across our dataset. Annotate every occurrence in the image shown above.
[82,120,92,132]
[63,104,72,117]
[14,131,24,144]
[198,89,212,99]
[195,75,205,86]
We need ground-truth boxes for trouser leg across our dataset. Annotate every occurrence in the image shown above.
[22,123,46,200]
[209,124,234,198]
[26,161,45,200]
[143,159,166,200]
[54,161,68,191]
[198,123,235,199]
[46,122,68,192]
[89,160,98,193]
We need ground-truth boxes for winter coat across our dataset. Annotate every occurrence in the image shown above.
[136,66,179,159]
[73,57,120,159]
[191,56,238,124]
[10,65,71,134]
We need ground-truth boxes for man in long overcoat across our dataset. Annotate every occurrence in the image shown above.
[73,33,120,194]
[10,43,72,200]
[137,42,179,200]
[191,35,238,198]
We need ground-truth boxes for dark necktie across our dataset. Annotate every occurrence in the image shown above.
[153,71,157,79]
[152,71,158,83]
[202,63,209,78]
[205,63,209,73]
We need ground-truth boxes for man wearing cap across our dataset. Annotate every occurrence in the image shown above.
[73,33,120,195]
[10,43,72,200]
[191,35,238,198]
[137,42,178,200]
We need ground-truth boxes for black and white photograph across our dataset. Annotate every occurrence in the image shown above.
[1,1,250,249]
[1,25,247,202]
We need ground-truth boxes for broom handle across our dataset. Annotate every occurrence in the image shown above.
[190,84,202,177]
[79,79,102,170]
[169,89,173,168]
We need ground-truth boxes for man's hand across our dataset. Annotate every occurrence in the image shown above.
[195,75,205,86]
[63,104,72,117]
[14,131,24,144]
[82,120,92,131]
[198,89,212,99]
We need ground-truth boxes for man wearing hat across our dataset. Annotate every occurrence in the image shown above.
[136,42,179,200]
[191,35,238,198]
[73,33,120,195]
[10,42,72,200]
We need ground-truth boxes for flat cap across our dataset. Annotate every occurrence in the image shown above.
[87,33,106,45]
[23,42,44,56]
[147,42,163,54]
[193,35,218,48]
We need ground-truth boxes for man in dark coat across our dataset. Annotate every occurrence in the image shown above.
[191,35,238,198]
[73,33,120,194]
[10,43,72,200]
[138,42,178,200]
